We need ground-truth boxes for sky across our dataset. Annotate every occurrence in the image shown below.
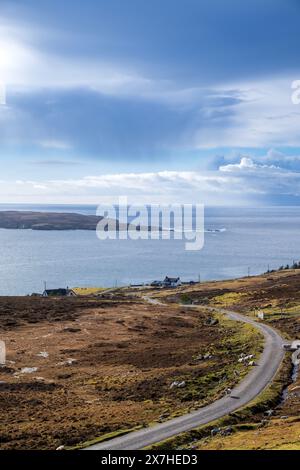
[1,0,300,205]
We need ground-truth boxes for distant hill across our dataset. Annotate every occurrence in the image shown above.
[0,211,132,231]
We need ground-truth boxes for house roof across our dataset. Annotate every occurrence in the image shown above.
[44,288,75,296]
[164,276,180,282]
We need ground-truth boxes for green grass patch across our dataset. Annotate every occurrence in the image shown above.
[211,292,248,307]
[72,287,109,296]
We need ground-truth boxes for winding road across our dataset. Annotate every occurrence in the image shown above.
[85,304,285,450]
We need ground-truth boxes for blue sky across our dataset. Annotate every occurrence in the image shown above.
[1,0,300,204]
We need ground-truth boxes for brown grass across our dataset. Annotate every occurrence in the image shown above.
[0,296,259,450]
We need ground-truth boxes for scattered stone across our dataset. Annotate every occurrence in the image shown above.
[264,409,273,417]
[66,358,76,365]
[170,381,179,389]
[37,352,49,358]
[203,352,213,360]
[56,445,65,451]
[57,358,77,366]
[170,380,186,389]
[20,367,38,374]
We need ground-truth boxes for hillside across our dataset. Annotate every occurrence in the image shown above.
[0,293,260,449]
[2,269,300,449]
[141,269,300,450]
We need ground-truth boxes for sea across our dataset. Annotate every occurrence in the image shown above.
[0,204,300,296]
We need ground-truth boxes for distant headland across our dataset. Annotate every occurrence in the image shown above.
[0,210,130,231]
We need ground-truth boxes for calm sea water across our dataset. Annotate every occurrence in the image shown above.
[0,204,300,296]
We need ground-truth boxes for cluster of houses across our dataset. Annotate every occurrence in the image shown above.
[32,276,196,297]
[150,276,197,288]
[150,276,181,288]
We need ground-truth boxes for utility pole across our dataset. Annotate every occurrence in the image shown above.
[198,274,201,283]
[247,267,250,277]
[43,281,47,292]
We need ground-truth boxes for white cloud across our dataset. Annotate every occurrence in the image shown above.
[0,18,176,103]
[1,159,300,205]
[220,157,256,172]
[219,157,278,172]
[1,17,300,155]
[193,77,300,149]
[0,170,247,205]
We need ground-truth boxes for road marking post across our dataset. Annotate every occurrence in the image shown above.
[0,340,6,364]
